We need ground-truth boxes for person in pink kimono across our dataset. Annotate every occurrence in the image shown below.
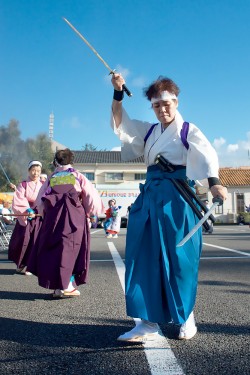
[8,160,43,275]
[29,148,105,298]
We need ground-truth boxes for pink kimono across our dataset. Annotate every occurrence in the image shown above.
[8,178,43,268]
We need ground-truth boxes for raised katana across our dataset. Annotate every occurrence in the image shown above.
[63,17,132,97]
[176,197,223,247]
[0,161,11,184]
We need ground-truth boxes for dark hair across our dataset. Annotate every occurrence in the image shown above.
[108,199,116,205]
[53,148,74,166]
[144,76,180,101]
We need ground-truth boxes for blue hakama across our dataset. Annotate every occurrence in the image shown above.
[125,165,202,324]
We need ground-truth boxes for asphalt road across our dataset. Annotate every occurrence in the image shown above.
[0,225,249,375]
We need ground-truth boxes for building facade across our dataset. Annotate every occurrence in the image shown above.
[73,151,250,223]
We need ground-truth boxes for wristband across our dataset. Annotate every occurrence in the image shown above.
[113,89,124,101]
[208,177,221,188]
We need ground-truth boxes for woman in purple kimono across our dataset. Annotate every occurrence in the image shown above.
[8,160,43,275]
[30,149,104,298]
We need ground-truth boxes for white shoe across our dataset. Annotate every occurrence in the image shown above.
[113,234,118,238]
[117,320,159,343]
[25,271,33,276]
[178,312,197,340]
[16,267,25,274]
[52,289,64,298]
[106,234,112,238]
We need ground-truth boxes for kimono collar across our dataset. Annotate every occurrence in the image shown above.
[55,164,72,172]
[160,110,184,133]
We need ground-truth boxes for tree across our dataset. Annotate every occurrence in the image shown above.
[82,143,97,151]
[81,143,107,151]
[25,134,54,174]
[0,120,54,191]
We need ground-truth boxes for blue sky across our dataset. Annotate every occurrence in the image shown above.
[1,0,250,167]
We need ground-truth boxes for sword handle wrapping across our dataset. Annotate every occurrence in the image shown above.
[212,197,223,206]
[122,84,132,97]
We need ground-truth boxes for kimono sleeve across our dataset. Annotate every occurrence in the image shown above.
[12,182,30,226]
[110,107,152,161]
[185,124,220,180]
[79,174,105,216]
[35,180,50,215]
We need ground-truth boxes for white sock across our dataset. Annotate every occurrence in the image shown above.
[65,281,74,291]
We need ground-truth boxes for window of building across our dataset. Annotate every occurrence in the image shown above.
[135,173,146,180]
[215,204,223,214]
[105,172,123,181]
[236,194,245,213]
[82,172,95,181]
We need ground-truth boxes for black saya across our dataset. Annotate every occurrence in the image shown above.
[154,154,212,232]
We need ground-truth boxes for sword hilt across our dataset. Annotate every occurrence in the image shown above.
[212,197,223,206]
[122,84,132,97]
[109,70,132,97]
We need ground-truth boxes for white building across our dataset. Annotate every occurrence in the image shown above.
[72,151,250,223]
[73,151,145,217]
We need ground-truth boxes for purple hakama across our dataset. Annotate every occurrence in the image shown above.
[29,166,104,291]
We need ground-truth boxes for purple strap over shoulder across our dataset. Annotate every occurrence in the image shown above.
[180,121,190,150]
[144,123,158,144]
[144,121,189,150]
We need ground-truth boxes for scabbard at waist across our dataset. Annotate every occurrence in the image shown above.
[147,164,187,181]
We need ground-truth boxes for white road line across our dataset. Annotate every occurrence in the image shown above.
[107,241,185,375]
[203,243,250,256]
[90,229,103,234]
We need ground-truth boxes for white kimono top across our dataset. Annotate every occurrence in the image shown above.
[111,108,219,181]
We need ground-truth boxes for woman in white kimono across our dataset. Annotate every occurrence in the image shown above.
[111,73,227,342]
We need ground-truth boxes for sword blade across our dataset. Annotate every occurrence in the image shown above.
[63,17,113,73]
[176,197,222,247]
[63,18,132,97]
[1,213,42,217]
[0,162,11,184]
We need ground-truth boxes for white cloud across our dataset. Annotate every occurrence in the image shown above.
[115,65,130,79]
[132,76,146,88]
[227,144,239,152]
[69,116,82,129]
[111,146,121,151]
[103,65,130,85]
[213,137,226,149]
[213,132,250,167]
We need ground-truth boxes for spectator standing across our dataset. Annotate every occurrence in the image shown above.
[8,160,43,275]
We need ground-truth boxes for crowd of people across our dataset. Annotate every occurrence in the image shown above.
[2,73,228,343]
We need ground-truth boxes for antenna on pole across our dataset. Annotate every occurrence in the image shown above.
[49,112,54,141]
